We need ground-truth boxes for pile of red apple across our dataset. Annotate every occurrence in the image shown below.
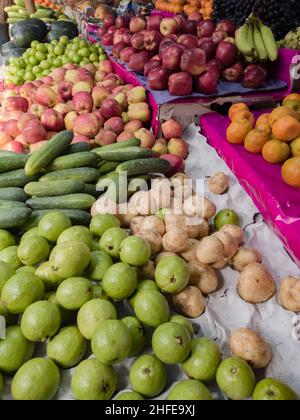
[99,13,268,96]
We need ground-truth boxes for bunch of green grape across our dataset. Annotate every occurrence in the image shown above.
[278,27,300,50]
[6,37,107,86]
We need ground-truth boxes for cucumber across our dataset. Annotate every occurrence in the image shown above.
[18,9,30,17]
[93,138,141,155]
[15,0,25,7]
[62,142,91,155]
[25,130,73,176]
[7,18,23,23]
[128,175,150,198]
[39,167,98,183]
[4,6,23,12]
[0,207,31,229]
[98,161,119,174]
[26,194,96,210]
[22,209,91,230]
[116,158,171,176]
[0,151,26,156]
[82,184,98,197]
[25,180,85,197]
[105,172,129,204]
[0,187,28,202]
[97,172,119,192]
[0,200,27,209]
[7,11,26,18]
[0,154,28,173]
[95,147,153,162]
[0,169,38,188]
[46,152,98,172]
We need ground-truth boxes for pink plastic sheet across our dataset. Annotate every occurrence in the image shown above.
[200,112,300,267]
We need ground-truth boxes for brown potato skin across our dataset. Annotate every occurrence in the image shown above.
[162,227,189,253]
[172,286,206,318]
[279,276,300,312]
[188,260,219,295]
[231,247,262,272]
[180,239,199,262]
[230,328,272,369]
[136,230,163,255]
[237,263,276,304]
[209,172,229,195]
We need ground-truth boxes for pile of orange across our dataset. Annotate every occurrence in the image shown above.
[35,0,63,11]
[226,94,300,189]
[155,0,212,18]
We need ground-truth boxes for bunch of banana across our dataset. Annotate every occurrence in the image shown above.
[236,15,278,63]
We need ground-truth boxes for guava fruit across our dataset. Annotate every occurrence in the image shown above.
[128,279,159,307]
[122,316,145,357]
[182,337,221,382]
[38,212,72,242]
[167,379,213,400]
[85,251,113,281]
[49,241,91,279]
[115,390,144,400]
[102,262,137,300]
[46,291,75,326]
[57,225,93,249]
[21,301,61,342]
[152,322,191,364]
[47,326,88,369]
[20,228,40,243]
[90,214,120,237]
[120,236,151,267]
[216,357,255,400]
[1,271,44,314]
[0,261,14,293]
[155,256,190,293]
[91,285,108,300]
[35,262,63,290]
[134,289,170,327]
[91,319,132,365]
[214,209,240,230]
[0,229,15,251]
[169,314,194,338]
[71,358,117,400]
[17,266,36,274]
[0,301,18,326]
[129,354,167,398]
[99,227,128,258]
[253,378,298,401]
[18,236,50,266]
[11,358,60,400]
[56,277,92,310]
[0,246,22,270]
[91,239,100,252]
[0,326,35,375]
[77,298,117,340]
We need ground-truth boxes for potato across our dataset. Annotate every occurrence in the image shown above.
[136,260,155,280]
[170,172,188,186]
[231,247,262,272]
[230,328,272,369]
[164,213,186,232]
[141,215,166,236]
[188,261,219,294]
[211,258,229,270]
[116,211,137,228]
[136,229,163,255]
[151,178,173,209]
[203,197,217,219]
[279,276,300,312]
[214,231,239,259]
[130,216,145,235]
[220,224,245,245]
[180,239,199,262]
[172,286,206,318]
[209,172,229,195]
[129,191,154,215]
[155,251,177,266]
[183,195,216,219]
[197,219,210,239]
[237,263,276,304]
[162,227,189,253]
[173,184,194,202]
[196,236,225,265]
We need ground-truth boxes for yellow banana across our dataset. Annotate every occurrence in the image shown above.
[236,23,253,56]
[258,20,278,62]
[253,22,268,61]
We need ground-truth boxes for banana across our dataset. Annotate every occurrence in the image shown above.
[258,20,278,62]
[253,22,268,61]
[236,23,253,56]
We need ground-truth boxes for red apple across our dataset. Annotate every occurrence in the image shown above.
[75,69,95,86]
[124,120,143,133]
[152,139,168,154]
[54,103,72,116]
[35,85,57,108]
[104,116,124,134]
[58,81,73,100]
[168,72,193,96]
[195,71,218,94]
[92,110,105,128]
[95,129,117,146]
[178,34,198,49]
[113,29,124,45]
[17,113,37,131]
[167,138,189,158]
[121,31,132,45]
[73,92,93,114]
[112,42,128,58]
[95,70,108,82]
[92,86,109,108]
[162,44,184,72]
[117,130,135,142]
[116,15,130,29]
[216,41,238,67]
[158,39,176,61]
[174,15,186,33]
[99,60,114,74]
[72,135,90,145]
[148,67,169,90]
[127,102,151,122]
[134,128,155,149]
[72,81,92,95]
[104,14,115,28]
[41,109,64,131]
[23,120,47,144]
[128,51,149,73]
[120,47,138,63]
[51,67,66,84]
[222,62,244,82]
[160,154,184,176]
[216,19,235,36]
[107,26,117,34]
[98,27,107,38]
[64,111,78,130]
[102,33,114,46]
[242,64,267,89]
[212,30,228,44]
[188,12,203,23]
[3,120,20,139]
[29,103,45,118]
[130,33,145,51]
[144,31,162,54]
[73,113,100,138]
[0,132,13,148]
[144,60,161,77]
[130,17,146,33]
[100,98,122,119]
[180,48,206,76]
[3,96,28,113]
[197,19,215,38]
[160,18,178,36]
[205,59,224,78]
[198,38,216,61]
[2,140,24,154]
[147,15,162,31]
[162,119,183,139]
[183,20,197,35]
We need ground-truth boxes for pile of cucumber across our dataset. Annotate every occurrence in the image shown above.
[0,131,171,231]
[4,0,63,24]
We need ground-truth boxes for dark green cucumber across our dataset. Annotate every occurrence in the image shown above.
[0,207,31,229]
[39,167,98,183]
[22,209,91,230]
[0,169,38,188]
[116,158,171,176]
[0,154,28,172]
[127,175,150,198]
[25,130,73,176]
[97,161,119,174]
[0,200,27,209]
[93,138,141,155]
[24,180,85,197]
[95,147,153,162]
[62,142,91,155]
[82,184,98,197]
[26,194,96,210]
[46,152,98,171]
[0,187,28,202]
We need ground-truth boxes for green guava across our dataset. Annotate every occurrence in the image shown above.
[0,229,15,251]
[169,314,194,338]
[253,378,298,401]
[18,236,50,266]
[99,227,128,258]
[89,214,120,237]
[38,212,71,242]
[120,236,151,267]
[0,246,22,270]
[0,261,14,293]
[134,289,170,327]
[57,225,93,249]
[49,241,91,278]
[122,316,145,357]
[155,256,190,294]
[56,277,92,310]
[102,262,137,300]
[35,261,63,290]
[167,379,213,400]
[85,251,113,281]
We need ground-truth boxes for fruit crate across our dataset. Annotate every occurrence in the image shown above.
[200,111,300,268]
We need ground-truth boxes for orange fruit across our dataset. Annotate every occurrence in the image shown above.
[283,93,300,105]
[262,140,290,164]
[268,106,300,127]
[244,129,270,154]
[272,116,300,142]
[226,120,252,145]
[282,157,300,188]
[290,137,300,157]
[231,110,255,126]
[256,113,270,126]
[228,103,249,121]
